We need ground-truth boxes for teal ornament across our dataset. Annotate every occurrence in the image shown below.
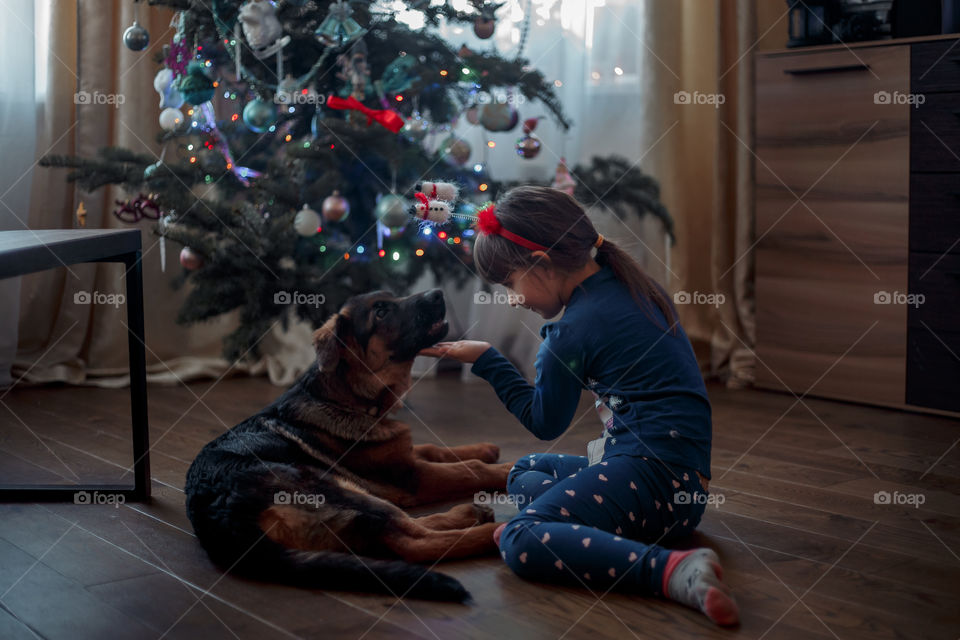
[178,61,215,105]
[315,0,367,47]
[375,194,409,229]
[242,98,277,133]
[381,55,417,94]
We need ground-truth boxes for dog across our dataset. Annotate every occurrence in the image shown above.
[185,289,512,602]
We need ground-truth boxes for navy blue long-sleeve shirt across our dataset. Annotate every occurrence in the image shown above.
[470,265,712,479]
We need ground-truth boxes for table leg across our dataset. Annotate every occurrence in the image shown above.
[124,251,150,500]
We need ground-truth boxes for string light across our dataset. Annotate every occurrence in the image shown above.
[440,69,448,76]
[284,134,292,142]
[453,237,461,244]
[343,252,350,260]
[415,248,424,256]
[357,246,365,254]
[487,141,496,148]
[378,249,386,257]
[392,251,400,261]
[438,231,447,240]
[479,183,488,192]
[614,66,624,76]
[395,95,403,101]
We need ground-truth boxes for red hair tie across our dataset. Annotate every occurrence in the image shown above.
[476,202,548,251]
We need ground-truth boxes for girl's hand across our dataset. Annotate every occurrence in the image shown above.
[418,340,491,363]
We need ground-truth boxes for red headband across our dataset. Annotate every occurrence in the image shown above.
[476,202,548,252]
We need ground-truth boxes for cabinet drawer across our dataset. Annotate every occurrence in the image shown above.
[912,39,960,94]
[755,244,907,405]
[906,328,960,412]
[908,251,960,332]
[757,46,910,158]
[757,45,909,233]
[910,92,960,172]
[909,173,960,253]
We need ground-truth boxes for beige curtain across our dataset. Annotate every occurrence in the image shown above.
[638,0,762,388]
[15,0,310,388]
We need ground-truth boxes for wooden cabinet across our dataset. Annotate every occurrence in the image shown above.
[754,37,959,415]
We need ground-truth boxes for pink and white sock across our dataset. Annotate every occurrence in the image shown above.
[663,548,739,626]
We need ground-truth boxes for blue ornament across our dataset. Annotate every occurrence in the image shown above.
[242,98,277,133]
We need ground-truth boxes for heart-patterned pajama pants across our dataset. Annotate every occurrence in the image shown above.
[498,452,708,596]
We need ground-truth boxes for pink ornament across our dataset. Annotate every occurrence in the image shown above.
[179,246,204,270]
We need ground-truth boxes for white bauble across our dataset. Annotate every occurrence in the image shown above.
[159,107,184,132]
[293,204,321,236]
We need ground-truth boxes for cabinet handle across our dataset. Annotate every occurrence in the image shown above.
[783,63,871,76]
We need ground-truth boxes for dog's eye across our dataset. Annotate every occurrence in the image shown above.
[375,307,388,320]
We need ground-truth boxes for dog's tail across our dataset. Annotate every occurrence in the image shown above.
[252,548,470,602]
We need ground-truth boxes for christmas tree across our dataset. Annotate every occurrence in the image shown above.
[42,0,672,361]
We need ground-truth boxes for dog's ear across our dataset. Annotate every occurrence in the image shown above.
[312,313,346,372]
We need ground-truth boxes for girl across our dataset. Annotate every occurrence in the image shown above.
[419,186,738,626]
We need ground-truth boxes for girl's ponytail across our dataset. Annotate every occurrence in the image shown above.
[595,236,677,332]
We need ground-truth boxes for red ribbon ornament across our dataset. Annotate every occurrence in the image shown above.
[326,95,405,133]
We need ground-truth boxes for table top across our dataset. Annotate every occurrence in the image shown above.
[0,229,142,279]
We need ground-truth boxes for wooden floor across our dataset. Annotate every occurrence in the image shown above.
[0,373,958,639]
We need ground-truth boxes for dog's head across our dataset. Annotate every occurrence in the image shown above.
[311,289,448,410]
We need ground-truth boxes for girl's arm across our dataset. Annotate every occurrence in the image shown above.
[421,332,584,440]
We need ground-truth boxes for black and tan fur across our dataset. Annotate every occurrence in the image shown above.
[185,289,511,601]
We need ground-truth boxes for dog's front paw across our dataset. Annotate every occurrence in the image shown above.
[471,503,496,524]
[474,443,500,463]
